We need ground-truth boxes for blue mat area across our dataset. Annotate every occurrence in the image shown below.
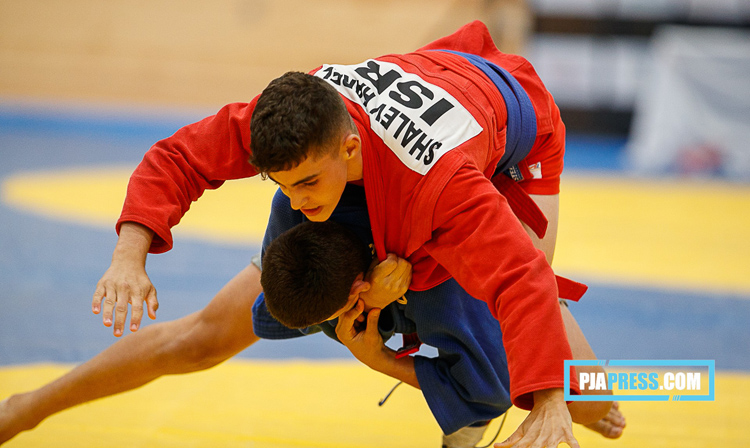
[0,203,353,365]
[1,104,747,370]
[1,103,629,172]
[570,283,750,371]
[564,133,627,172]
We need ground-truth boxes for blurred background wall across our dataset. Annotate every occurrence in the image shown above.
[2,0,749,177]
[524,0,750,178]
[0,0,492,107]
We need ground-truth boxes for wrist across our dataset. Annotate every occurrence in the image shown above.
[533,387,565,406]
[113,222,154,266]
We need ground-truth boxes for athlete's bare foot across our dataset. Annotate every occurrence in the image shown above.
[584,401,626,439]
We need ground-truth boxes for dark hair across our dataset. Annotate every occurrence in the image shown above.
[261,221,372,329]
[249,71,353,174]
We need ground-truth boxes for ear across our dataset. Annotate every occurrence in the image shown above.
[341,133,361,160]
[348,272,371,298]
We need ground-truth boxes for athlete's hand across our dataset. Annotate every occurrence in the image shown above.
[92,222,158,337]
[360,253,412,310]
[335,299,389,369]
[495,388,579,448]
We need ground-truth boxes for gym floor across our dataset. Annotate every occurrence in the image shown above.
[1,1,749,446]
[1,102,748,447]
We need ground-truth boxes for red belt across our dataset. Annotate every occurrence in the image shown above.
[491,173,587,302]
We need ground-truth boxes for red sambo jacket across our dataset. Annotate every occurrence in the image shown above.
[119,21,578,409]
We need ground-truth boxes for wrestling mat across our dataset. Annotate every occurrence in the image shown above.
[1,103,749,447]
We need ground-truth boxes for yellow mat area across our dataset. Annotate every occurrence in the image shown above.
[1,360,747,447]
[3,169,749,294]
[1,167,278,244]
[556,175,750,295]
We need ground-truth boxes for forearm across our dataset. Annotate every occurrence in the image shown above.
[336,307,420,390]
[366,349,420,390]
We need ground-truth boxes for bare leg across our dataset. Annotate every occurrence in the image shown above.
[524,194,625,435]
[0,264,262,445]
[519,194,559,264]
[560,304,614,423]
[560,304,625,436]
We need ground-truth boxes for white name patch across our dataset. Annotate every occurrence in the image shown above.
[316,60,482,175]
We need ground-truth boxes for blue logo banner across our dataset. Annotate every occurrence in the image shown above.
[564,360,715,402]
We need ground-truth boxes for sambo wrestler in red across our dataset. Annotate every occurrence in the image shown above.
[99,20,617,448]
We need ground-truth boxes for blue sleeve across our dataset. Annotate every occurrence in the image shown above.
[252,292,318,339]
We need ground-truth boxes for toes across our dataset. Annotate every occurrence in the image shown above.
[584,413,626,439]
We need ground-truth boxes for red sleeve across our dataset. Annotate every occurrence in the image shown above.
[117,101,259,253]
[518,90,566,196]
[423,166,578,409]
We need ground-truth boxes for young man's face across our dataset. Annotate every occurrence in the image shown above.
[268,134,362,222]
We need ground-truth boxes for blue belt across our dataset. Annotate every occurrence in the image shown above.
[434,50,537,177]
